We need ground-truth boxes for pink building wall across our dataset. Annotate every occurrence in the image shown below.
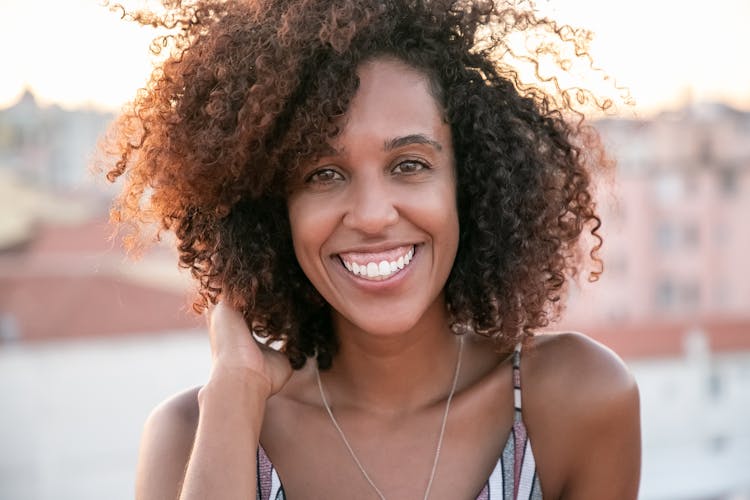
[562,104,750,330]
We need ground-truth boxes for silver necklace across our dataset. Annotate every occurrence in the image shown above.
[315,336,464,500]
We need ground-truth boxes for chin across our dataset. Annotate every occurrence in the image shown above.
[338,307,426,338]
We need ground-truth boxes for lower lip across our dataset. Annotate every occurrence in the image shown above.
[334,247,418,292]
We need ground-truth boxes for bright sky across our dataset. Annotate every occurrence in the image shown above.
[2,0,749,116]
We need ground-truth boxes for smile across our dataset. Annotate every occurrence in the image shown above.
[338,245,415,281]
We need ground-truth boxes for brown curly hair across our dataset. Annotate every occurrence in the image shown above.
[100,0,620,369]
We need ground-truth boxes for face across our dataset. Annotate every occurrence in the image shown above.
[287,57,459,337]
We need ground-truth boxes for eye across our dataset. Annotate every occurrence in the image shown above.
[392,160,429,175]
[305,167,344,184]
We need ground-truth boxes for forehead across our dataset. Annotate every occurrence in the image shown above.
[332,57,448,146]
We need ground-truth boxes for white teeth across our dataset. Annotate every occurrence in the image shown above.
[378,261,390,276]
[340,246,416,281]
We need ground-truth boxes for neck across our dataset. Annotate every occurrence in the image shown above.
[321,297,462,416]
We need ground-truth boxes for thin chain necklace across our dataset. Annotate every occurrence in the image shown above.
[315,336,464,500]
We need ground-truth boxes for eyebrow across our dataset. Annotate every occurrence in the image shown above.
[319,133,443,158]
[384,134,443,152]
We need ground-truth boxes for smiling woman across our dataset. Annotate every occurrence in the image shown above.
[287,59,459,338]
[99,1,641,499]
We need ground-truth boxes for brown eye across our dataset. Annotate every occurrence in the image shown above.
[393,160,429,175]
[306,168,344,184]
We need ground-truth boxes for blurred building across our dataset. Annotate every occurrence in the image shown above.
[0,89,113,190]
[566,103,750,326]
[587,319,750,499]
[560,103,750,500]
[0,91,205,498]
[0,91,199,343]
[0,216,201,343]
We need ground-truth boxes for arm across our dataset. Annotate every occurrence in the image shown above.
[525,333,641,500]
[179,368,269,500]
[135,388,200,500]
[135,304,292,500]
[562,357,641,499]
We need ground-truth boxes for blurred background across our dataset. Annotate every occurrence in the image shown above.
[0,0,748,499]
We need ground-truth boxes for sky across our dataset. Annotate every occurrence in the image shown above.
[2,0,749,116]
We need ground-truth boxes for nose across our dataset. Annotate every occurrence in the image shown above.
[342,175,399,235]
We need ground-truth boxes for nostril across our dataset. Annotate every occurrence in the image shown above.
[343,197,399,233]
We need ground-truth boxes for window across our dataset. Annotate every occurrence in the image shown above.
[719,168,737,197]
[0,313,20,342]
[654,172,684,205]
[681,282,701,308]
[656,221,677,250]
[684,223,699,248]
[655,278,675,309]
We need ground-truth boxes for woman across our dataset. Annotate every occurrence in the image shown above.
[103,0,640,498]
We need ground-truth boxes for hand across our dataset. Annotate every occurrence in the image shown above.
[205,302,293,397]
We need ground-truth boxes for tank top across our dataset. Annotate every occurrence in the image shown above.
[257,343,543,499]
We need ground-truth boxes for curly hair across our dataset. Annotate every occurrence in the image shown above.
[100,0,620,369]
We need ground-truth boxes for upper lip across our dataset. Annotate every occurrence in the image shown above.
[332,242,417,256]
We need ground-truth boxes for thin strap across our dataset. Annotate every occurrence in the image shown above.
[511,341,529,499]
[512,342,523,422]
[257,445,273,500]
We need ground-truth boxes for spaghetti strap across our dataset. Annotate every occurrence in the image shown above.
[508,340,542,499]
[512,342,523,422]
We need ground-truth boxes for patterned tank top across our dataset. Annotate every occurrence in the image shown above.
[257,343,543,499]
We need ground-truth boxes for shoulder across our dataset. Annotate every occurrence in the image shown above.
[135,386,202,500]
[523,331,638,406]
[522,332,641,499]
[149,386,202,426]
[142,386,201,445]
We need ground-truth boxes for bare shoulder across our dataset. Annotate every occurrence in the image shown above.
[525,332,638,405]
[150,386,202,426]
[135,386,202,500]
[522,332,641,499]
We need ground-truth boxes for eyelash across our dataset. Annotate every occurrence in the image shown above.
[303,159,431,185]
[392,159,429,174]
[304,168,343,184]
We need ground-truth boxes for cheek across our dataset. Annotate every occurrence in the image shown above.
[418,182,459,240]
[429,183,460,267]
[287,197,336,272]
